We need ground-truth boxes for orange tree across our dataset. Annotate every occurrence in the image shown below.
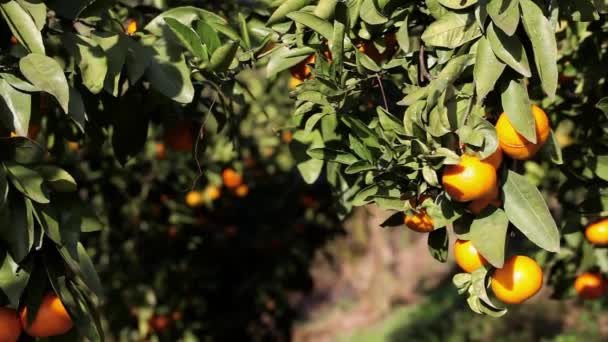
[0,0,606,339]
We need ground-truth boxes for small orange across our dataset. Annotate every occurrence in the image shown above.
[205,185,221,201]
[454,240,487,273]
[9,132,17,138]
[491,255,543,304]
[482,147,503,170]
[20,293,73,337]
[67,141,80,151]
[282,131,293,143]
[125,19,137,35]
[222,169,243,189]
[442,155,497,202]
[496,105,550,160]
[468,185,502,215]
[185,191,203,207]
[149,315,170,332]
[404,197,433,233]
[164,120,195,152]
[289,77,303,90]
[0,307,21,342]
[574,272,606,300]
[290,55,316,81]
[234,184,249,197]
[9,36,17,45]
[155,142,166,160]
[585,218,608,246]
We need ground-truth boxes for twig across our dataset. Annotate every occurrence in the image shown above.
[190,94,217,191]
[375,74,389,112]
[418,45,434,84]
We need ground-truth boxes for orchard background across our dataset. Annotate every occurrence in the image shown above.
[0,0,606,340]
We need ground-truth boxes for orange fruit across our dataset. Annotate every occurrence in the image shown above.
[222,169,243,189]
[585,218,608,246]
[454,240,488,273]
[468,185,502,215]
[290,55,316,81]
[234,184,249,197]
[0,307,21,342]
[404,197,433,233]
[491,255,543,304]
[282,131,293,143]
[125,19,137,35]
[496,105,550,160]
[575,272,606,300]
[164,120,195,152]
[185,191,203,207]
[289,77,303,90]
[155,142,166,160]
[9,132,17,138]
[149,314,170,332]
[67,141,80,151]
[482,147,503,170]
[9,36,17,45]
[20,293,73,337]
[442,155,497,202]
[205,185,221,201]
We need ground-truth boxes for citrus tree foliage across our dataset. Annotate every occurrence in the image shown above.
[0,0,606,338]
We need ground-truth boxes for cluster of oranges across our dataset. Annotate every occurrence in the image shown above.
[573,218,608,300]
[404,105,552,304]
[185,168,249,207]
[0,293,73,341]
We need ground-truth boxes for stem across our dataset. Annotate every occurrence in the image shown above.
[418,45,434,84]
[375,74,389,112]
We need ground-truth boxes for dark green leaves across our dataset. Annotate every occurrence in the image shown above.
[470,208,508,267]
[428,228,448,262]
[503,170,560,252]
[19,54,70,113]
[474,36,506,101]
[422,12,482,49]
[487,23,531,77]
[267,0,314,25]
[487,0,520,36]
[165,17,206,60]
[0,0,44,54]
[520,0,558,98]
[500,78,535,143]
[287,12,334,40]
[0,79,31,137]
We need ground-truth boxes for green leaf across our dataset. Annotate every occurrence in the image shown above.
[503,170,560,252]
[359,0,387,25]
[597,97,608,119]
[19,54,70,113]
[0,194,35,262]
[307,148,358,164]
[287,11,334,40]
[474,36,506,101]
[291,130,324,184]
[143,39,194,104]
[428,228,448,262]
[470,208,508,268]
[377,107,406,135]
[266,46,316,77]
[421,12,482,49]
[0,0,44,54]
[341,116,382,148]
[542,130,563,165]
[36,166,77,192]
[500,77,535,143]
[68,87,86,132]
[520,0,558,98]
[6,163,49,203]
[0,73,38,92]
[396,15,410,53]
[267,0,314,25]
[195,20,220,54]
[146,6,232,36]
[46,0,95,20]
[487,23,531,77]
[208,41,240,72]
[164,17,205,60]
[92,32,126,97]
[0,78,31,137]
[0,251,30,307]
[62,33,108,94]
[593,155,608,181]
[487,0,520,36]
[438,0,478,9]
[16,0,45,31]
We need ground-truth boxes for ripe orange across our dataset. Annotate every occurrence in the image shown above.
[496,105,550,160]
[468,185,502,215]
[164,120,195,152]
[234,184,249,197]
[185,191,203,207]
[404,197,433,233]
[491,256,543,304]
[125,19,137,35]
[442,155,497,202]
[574,272,606,300]
[20,293,73,337]
[482,147,503,170]
[155,142,166,160]
[289,77,303,90]
[454,240,487,273]
[205,185,221,201]
[290,55,316,81]
[282,131,293,143]
[0,307,21,342]
[9,36,17,45]
[222,169,243,189]
[585,218,608,245]
[149,314,170,332]
[67,141,80,151]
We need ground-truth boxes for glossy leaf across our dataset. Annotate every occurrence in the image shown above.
[487,23,531,77]
[19,54,70,113]
[470,208,508,268]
